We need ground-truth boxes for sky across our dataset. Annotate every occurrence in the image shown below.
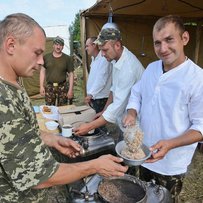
[0,0,97,28]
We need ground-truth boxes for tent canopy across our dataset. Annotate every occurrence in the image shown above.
[80,0,203,88]
[83,0,203,18]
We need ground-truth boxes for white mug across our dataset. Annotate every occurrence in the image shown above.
[62,125,73,137]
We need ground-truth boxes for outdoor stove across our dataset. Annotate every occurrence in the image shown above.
[69,174,173,203]
[70,128,115,160]
[56,129,172,203]
[51,128,116,164]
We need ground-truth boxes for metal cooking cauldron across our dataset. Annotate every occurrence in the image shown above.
[98,175,147,203]
[71,174,173,203]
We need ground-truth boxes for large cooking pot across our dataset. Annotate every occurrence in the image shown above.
[97,175,147,203]
[70,174,173,203]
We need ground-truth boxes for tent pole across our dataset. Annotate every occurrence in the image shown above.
[80,14,88,97]
[194,21,202,64]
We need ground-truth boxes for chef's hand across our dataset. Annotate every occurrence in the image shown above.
[145,140,171,163]
[122,114,136,127]
[84,95,92,105]
[93,154,128,177]
[94,111,103,119]
[74,123,92,136]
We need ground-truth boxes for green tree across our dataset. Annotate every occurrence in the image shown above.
[69,12,81,55]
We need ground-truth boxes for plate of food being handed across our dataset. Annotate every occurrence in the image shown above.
[116,123,151,166]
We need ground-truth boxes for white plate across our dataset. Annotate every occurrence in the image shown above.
[40,105,59,121]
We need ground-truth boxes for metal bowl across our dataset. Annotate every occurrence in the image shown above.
[98,174,147,203]
[115,141,151,166]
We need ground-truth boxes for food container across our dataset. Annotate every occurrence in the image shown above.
[98,175,147,203]
[45,121,59,130]
[115,140,151,166]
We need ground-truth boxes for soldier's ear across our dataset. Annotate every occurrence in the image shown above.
[5,36,16,55]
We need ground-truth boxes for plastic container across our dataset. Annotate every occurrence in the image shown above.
[45,121,59,130]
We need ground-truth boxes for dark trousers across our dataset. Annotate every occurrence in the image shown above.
[139,166,185,202]
[90,98,108,113]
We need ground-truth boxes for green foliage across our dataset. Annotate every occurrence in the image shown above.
[69,13,80,42]
[69,12,81,56]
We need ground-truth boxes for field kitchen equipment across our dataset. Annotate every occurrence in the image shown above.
[71,128,115,159]
[69,174,173,203]
[57,105,172,203]
[57,105,115,160]
[58,105,96,129]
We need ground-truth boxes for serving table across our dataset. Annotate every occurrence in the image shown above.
[36,105,75,133]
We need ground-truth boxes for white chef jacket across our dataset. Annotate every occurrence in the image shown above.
[103,46,144,130]
[127,59,203,175]
[87,51,112,99]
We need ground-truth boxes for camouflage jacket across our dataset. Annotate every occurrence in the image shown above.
[0,80,59,203]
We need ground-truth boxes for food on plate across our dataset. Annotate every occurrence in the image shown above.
[42,106,52,114]
[121,125,146,160]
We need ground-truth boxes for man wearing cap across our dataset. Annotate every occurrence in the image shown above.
[75,28,144,139]
[40,36,74,106]
[85,36,112,113]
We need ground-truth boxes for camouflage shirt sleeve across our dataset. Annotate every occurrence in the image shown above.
[0,81,59,192]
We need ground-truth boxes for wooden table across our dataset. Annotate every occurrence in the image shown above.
[36,105,75,133]
[36,105,77,164]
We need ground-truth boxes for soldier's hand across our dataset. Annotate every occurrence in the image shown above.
[40,86,45,96]
[53,136,82,158]
[93,154,128,177]
[67,90,73,99]
[41,132,82,158]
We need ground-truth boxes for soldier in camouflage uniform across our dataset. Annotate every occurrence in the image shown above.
[123,15,203,202]
[40,36,74,106]
[0,74,59,202]
[0,13,128,203]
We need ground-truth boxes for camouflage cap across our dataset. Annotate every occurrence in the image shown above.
[53,36,64,46]
[94,28,121,45]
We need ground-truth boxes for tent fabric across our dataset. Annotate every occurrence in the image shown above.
[22,70,40,96]
[83,0,203,18]
[23,38,54,96]
[80,0,203,82]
